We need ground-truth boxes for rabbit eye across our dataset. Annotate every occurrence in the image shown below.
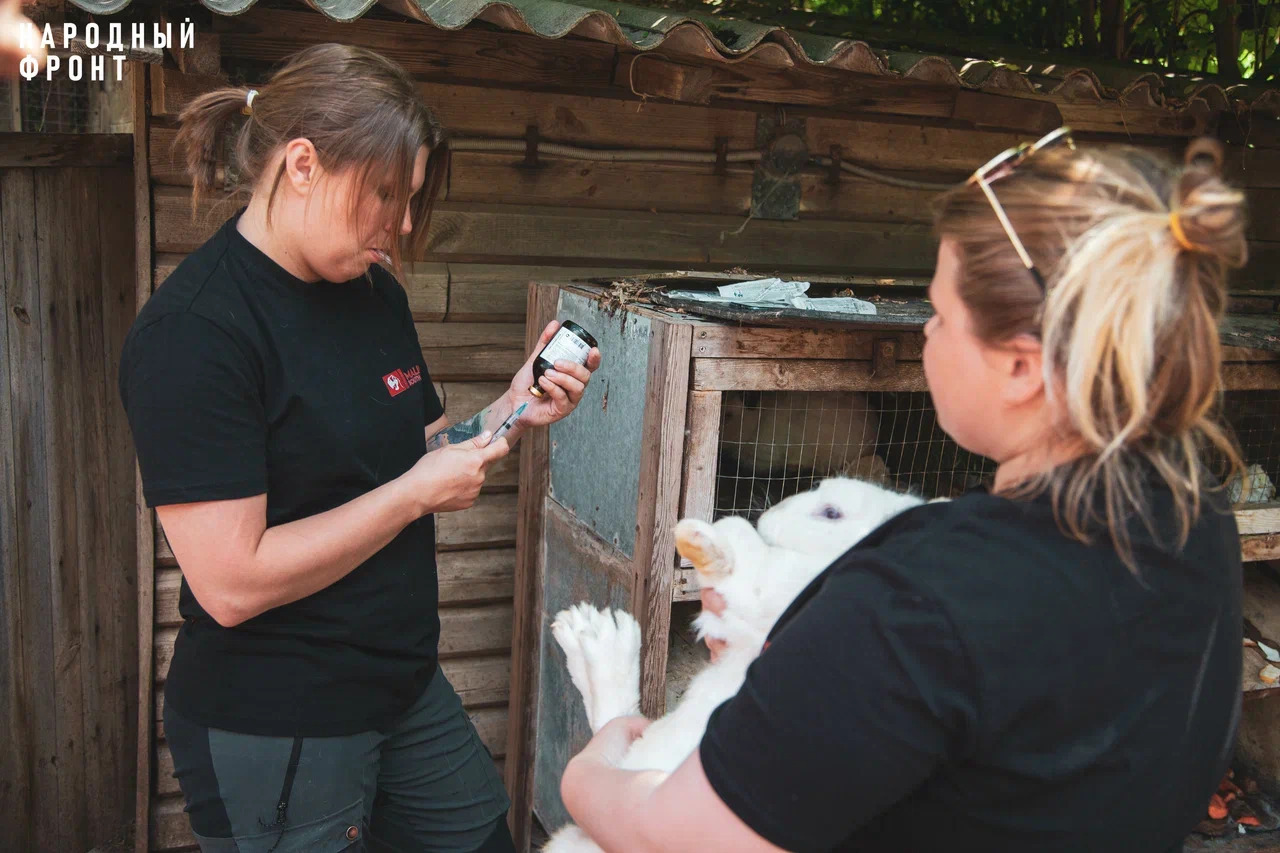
[818,505,843,520]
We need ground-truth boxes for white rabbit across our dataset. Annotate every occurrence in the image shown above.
[544,477,925,853]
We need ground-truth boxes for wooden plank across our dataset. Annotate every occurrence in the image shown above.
[806,119,1021,179]
[1224,345,1280,363]
[155,523,173,567]
[152,254,184,291]
[68,166,113,845]
[157,548,517,624]
[1225,146,1280,191]
[99,164,139,847]
[421,204,939,272]
[87,63,135,135]
[154,568,182,628]
[0,132,132,168]
[4,167,60,852]
[1223,362,1280,391]
[0,168,39,853]
[164,16,221,78]
[448,150,938,222]
[216,7,617,93]
[402,264,448,321]
[438,381,519,489]
[1237,506,1280,536]
[446,264,657,323]
[156,605,513,681]
[441,654,511,707]
[1246,189,1280,243]
[151,651,510,726]
[150,793,197,851]
[693,358,930,392]
[449,151,754,216]
[441,381,510,424]
[148,69,755,155]
[148,65,224,120]
[421,81,756,152]
[673,566,701,603]
[64,164,125,845]
[1243,534,1280,563]
[634,321,693,717]
[615,54,1062,133]
[147,124,186,187]
[437,492,519,550]
[1239,241,1280,291]
[156,742,178,797]
[468,706,508,757]
[35,167,90,852]
[135,61,156,853]
[157,250,448,319]
[505,282,559,852]
[5,78,19,132]
[680,391,721,524]
[157,491,519,561]
[691,325,925,360]
[155,187,939,274]
[439,549,516,606]
[1054,100,1207,138]
[437,604,514,659]
[416,321,525,381]
[0,186,18,844]
[680,55,1055,133]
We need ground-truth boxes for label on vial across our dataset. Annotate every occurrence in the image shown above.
[540,327,591,366]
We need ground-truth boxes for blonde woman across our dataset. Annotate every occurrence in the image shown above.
[560,132,1247,852]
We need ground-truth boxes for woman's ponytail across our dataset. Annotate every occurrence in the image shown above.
[174,86,256,214]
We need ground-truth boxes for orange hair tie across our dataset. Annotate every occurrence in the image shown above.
[1169,210,1197,253]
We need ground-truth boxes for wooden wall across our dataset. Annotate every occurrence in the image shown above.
[1,139,138,853]
[135,9,1280,850]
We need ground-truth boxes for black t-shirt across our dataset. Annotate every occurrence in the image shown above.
[119,212,446,737]
[701,479,1243,853]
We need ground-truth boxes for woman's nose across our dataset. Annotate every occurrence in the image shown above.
[400,208,413,236]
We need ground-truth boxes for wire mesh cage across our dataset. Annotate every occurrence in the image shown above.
[713,388,1280,522]
[714,389,996,520]
[1223,390,1280,505]
[19,76,91,133]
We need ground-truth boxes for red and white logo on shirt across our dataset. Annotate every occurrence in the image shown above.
[383,365,422,397]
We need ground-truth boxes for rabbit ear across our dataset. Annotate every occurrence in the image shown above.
[675,519,733,582]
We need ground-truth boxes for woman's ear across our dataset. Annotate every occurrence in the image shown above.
[1000,333,1045,407]
[282,138,319,192]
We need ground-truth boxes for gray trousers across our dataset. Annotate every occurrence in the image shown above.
[163,668,512,853]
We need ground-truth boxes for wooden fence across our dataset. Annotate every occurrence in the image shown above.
[1,132,138,853]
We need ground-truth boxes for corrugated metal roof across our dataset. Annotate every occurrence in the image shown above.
[67,0,1280,114]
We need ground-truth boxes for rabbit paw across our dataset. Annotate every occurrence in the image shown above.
[552,604,641,732]
[676,519,732,581]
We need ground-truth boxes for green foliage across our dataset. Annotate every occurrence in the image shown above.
[667,0,1280,81]
[802,0,1278,80]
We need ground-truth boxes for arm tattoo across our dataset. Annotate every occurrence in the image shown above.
[424,405,505,452]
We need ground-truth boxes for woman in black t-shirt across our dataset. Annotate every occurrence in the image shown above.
[120,45,598,853]
[558,136,1248,851]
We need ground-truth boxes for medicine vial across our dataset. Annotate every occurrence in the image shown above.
[530,321,597,397]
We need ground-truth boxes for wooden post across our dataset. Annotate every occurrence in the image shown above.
[132,60,154,853]
[505,283,559,852]
[633,322,693,717]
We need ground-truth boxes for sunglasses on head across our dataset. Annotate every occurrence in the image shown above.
[966,126,1075,292]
